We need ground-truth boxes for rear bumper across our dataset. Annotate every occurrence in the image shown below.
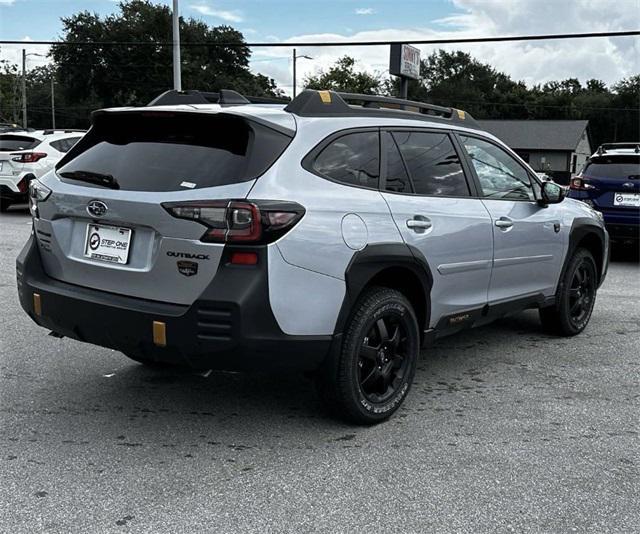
[605,222,639,242]
[16,235,334,371]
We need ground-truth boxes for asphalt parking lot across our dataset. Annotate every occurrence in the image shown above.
[1,206,638,533]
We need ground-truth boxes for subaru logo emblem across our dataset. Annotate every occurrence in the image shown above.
[87,200,108,218]
[622,182,634,189]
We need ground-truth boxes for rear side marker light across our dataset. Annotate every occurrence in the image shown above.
[230,252,258,265]
[33,293,42,316]
[153,321,167,347]
[162,199,305,245]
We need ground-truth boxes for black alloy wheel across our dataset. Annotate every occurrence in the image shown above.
[567,260,596,327]
[358,315,410,404]
[316,286,420,425]
[540,248,598,336]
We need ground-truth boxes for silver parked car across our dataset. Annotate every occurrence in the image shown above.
[16,89,609,424]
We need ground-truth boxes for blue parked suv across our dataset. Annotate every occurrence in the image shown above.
[569,143,640,245]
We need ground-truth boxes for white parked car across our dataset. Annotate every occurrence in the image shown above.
[0,129,85,211]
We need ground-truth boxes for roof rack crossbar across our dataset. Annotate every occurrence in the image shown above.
[148,89,288,107]
[598,142,640,154]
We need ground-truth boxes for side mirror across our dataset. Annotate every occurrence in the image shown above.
[540,181,565,205]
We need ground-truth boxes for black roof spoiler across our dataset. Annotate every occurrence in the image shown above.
[284,90,479,128]
[148,89,289,107]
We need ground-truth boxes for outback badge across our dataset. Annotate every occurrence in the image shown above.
[177,260,198,277]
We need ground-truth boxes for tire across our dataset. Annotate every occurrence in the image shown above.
[316,286,420,425]
[0,197,10,212]
[540,248,598,336]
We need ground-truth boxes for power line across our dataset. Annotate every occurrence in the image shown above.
[0,30,638,48]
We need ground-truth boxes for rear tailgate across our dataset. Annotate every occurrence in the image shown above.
[34,109,293,305]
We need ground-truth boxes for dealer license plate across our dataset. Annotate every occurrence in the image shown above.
[613,192,640,207]
[84,223,132,264]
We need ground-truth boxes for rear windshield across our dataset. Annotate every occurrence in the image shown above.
[0,135,40,152]
[582,156,640,180]
[56,112,292,192]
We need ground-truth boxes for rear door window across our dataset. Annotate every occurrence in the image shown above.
[311,131,380,189]
[57,112,292,192]
[392,131,470,197]
[51,137,82,153]
[0,135,41,152]
[581,156,640,180]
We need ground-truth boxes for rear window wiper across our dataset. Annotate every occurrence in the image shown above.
[58,170,120,190]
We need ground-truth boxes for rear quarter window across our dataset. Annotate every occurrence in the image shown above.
[56,112,292,192]
[309,131,380,190]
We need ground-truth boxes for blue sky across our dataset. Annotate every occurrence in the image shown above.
[1,0,638,95]
[0,0,460,41]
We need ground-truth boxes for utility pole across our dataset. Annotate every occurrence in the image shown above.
[292,48,296,98]
[292,49,313,98]
[21,49,27,128]
[50,76,56,130]
[172,0,182,91]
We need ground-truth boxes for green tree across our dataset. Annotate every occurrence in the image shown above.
[50,0,281,126]
[304,56,381,94]
[0,59,22,124]
[611,75,640,142]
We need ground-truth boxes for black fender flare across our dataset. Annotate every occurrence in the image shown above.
[558,217,607,291]
[333,243,433,336]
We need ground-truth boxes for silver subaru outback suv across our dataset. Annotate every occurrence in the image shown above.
[16,89,609,424]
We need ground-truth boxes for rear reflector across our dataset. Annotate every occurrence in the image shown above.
[230,252,258,265]
[33,293,42,316]
[153,321,166,347]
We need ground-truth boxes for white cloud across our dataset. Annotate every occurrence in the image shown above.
[0,0,16,5]
[0,37,51,70]
[190,3,243,23]
[355,8,376,15]
[251,0,640,97]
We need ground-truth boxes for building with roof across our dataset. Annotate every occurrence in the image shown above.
[477,120,592,184]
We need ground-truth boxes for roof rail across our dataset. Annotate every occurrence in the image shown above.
[41,128,86,135]
[148,89,289,107]
[284,89,479,128]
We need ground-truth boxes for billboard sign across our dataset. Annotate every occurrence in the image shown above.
[389,44,421,80]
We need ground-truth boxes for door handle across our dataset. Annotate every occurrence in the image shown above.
[494,217,513,229]
[406,217,432,232]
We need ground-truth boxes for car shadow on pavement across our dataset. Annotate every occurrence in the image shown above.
[33,309,553,439]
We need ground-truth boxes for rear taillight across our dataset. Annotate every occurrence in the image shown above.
[28,178,52,218]
[162,200,305,244]
[11,152,47,163]
[570,177,596,191]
